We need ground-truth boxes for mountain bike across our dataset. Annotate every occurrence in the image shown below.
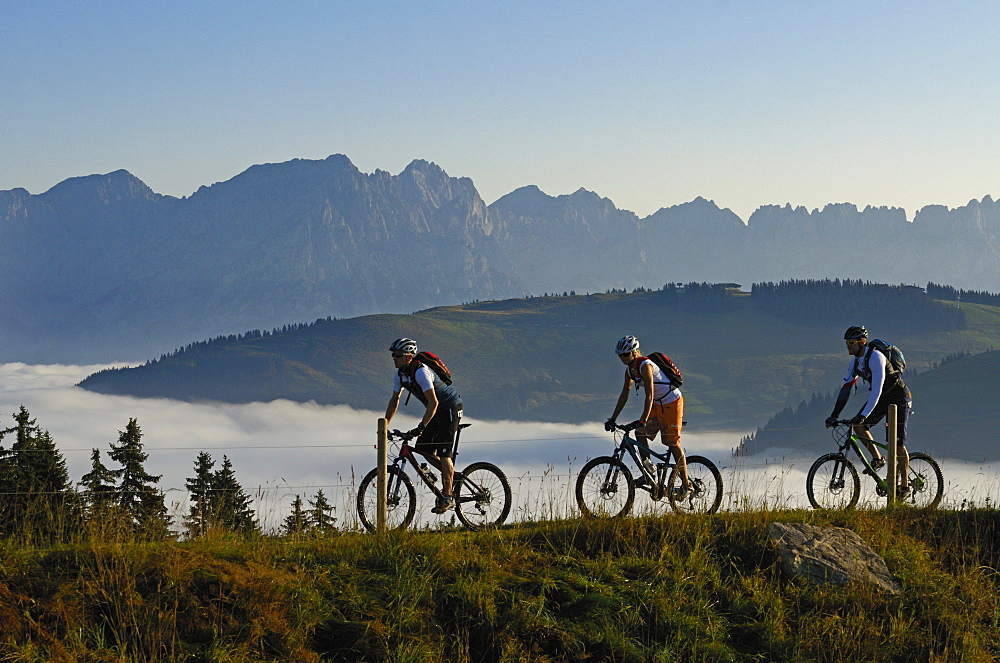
[575,422,723,517]
[356,424,512,531]
[806,419,943,509]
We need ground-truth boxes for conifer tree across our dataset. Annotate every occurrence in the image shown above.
[79,448,116,518]
[184,453,258,537]
[108,418,171,536]
[308,490,336,531]
[212,455,258,535]
[283,495,307,535]
[0,406,78,540]
[184,452,216,538]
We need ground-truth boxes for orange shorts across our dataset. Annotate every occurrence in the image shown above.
[640,397,683,446]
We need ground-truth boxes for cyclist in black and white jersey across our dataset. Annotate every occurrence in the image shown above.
[826,325,911,496]
[385,338,463,513]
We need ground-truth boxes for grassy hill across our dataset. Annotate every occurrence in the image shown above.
[1,511,998,661]
[79,283,1000,433]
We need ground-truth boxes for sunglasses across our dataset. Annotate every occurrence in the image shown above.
[391,353,408,358]
[845,339,863,346]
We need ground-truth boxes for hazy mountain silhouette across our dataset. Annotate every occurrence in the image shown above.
[2,155,999,362]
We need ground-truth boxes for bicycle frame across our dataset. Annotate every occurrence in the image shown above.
[611,428,677,490]
[832,424,892,492]
[386,424,474,504]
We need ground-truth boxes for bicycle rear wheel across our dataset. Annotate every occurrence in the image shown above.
[576,456,635,518]
[904,452,944,508]
[455,462,512,530]
[806,453,860,510]
[357,466,416,532]
[667,455,723,514]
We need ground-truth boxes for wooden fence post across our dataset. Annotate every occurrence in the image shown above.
[377,417,388,531]
[886,404,897,506]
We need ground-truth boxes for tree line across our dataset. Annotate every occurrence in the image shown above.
[0,407,333,543]
[750,279,966,332]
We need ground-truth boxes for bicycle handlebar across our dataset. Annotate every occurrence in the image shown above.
[387,429,418,442]
[610,421,641,433]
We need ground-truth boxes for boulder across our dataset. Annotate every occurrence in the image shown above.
[767,522,901,594]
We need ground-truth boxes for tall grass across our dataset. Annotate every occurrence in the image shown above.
[0,508,998,661]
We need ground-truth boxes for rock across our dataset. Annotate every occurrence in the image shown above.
[767,522,901,594]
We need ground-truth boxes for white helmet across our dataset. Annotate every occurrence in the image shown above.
[389,338,418,354]
[615,335,640,355]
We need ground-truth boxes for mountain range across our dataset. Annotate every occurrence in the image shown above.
[2,154,999,363]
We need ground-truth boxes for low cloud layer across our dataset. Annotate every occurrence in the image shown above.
[3,364,995,531]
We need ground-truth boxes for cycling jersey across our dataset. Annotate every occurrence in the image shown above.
[394,363,462,409]
[840,347,907,418]
[627,358,681,405]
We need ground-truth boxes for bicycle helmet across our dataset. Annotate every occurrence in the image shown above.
[389,338,418,354]
[615,335,640,355]
[843,326,868,341]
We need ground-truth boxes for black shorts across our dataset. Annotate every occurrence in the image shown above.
[415,405,463,458]
[859,392,911,448]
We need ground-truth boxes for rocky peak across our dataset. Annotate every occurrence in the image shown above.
[39,170,160,209]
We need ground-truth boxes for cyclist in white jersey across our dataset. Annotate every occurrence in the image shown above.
[826,325,911,496]
[605,335,691,497]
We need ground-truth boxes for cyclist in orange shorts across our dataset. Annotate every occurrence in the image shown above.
[605,335,691,497]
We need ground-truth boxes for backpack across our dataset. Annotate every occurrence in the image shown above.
[866,339,906,374]
[407,351,453,386]
[630,352,683,388]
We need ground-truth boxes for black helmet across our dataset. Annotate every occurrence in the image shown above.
[389,338,418,354]
[843,326,868,341]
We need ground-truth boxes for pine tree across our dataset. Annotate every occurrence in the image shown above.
[283,495,307,535]
[79,448,116,518]
[184,452,216,538]
[0,406,78,541]
[183,453,258,537]
[212,456,258,535]
[308,490,336,531]
[108,418,171,536]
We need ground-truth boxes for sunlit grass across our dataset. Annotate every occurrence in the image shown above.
[0,505,999,661]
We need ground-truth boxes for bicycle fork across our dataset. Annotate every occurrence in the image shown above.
[828,454,850,490]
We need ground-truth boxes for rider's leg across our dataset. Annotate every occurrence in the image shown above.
[660,397,688,489]
[853,424,884,463]
[439,454,455,497]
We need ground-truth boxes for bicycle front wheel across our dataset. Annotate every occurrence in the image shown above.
[576,456,635,518]
[806,453,860,510]
[357,466,416,532]
[904,452,944,508]
[667,455,723,514]
[455,462,512,530]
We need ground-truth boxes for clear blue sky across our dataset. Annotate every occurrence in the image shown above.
[2,1,998,221]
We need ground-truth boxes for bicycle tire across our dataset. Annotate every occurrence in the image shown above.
[667,455,723,514]
[455,462,512,530]
[357,466,416,532]
[576,456,635,518]
[806,453,860,510]
[904,452,944,509]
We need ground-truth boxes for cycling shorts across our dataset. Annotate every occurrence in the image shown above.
[640,397,683,446]
[415,405,463,458]
[860,392,911,448]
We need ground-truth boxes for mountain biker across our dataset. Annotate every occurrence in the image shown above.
[605,335,691,498]
[825,325,911,497]
[385,338,463,513]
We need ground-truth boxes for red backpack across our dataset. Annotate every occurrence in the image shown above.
[406,351,453,385]
[629,352,683,388]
